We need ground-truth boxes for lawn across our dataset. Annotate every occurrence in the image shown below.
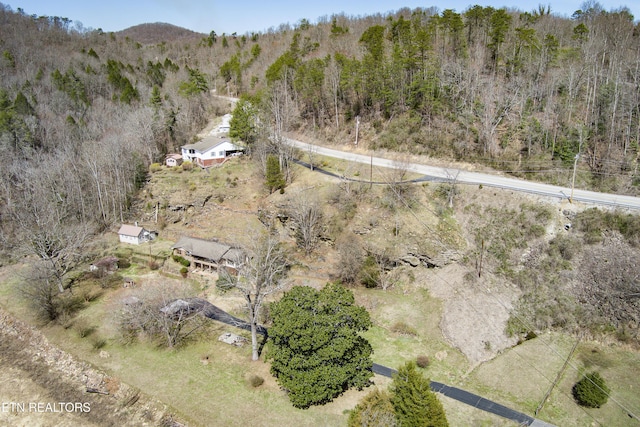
[468,332,640,426]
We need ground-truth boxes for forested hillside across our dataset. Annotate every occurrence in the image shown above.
[1,2,640,258]
[0,4,221,262]
[1,5,640,425]
[218,3,640,196]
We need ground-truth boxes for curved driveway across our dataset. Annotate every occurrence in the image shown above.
[181,298,556,426]
[286,137,640,210]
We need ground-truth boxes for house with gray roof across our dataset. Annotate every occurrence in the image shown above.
[118,224,152,245]
[171,236,245,274]
[181,135,244,168]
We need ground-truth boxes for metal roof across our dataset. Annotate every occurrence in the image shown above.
[118,224,143,237]
[171,236,242,262]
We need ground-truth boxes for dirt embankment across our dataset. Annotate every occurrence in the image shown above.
[0,307,177,426]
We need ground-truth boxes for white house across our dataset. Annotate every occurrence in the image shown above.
[118,224,152,245]
[181,136,244,168]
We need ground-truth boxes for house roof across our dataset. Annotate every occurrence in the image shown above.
[166,153,182,160]
[182,136,243,154]
[118,224,144,237]
[171,236,242,262]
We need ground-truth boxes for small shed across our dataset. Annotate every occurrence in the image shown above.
[118,224,151,245]
[90,256,119,276]
[166,153,183,167]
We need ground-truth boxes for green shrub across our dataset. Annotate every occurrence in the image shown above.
[117,257,131,269]
[179,267,188,276]
[149,163,162,173]
[172,254,190,267]
[348,388,397,427]
[573,372,610,408]
[58,292,86,316]
[548,235,580,261]
[575,208,640,247]
[92,337,107,350]
[75,320,96,338]
[360,255,379,288]
[81,288,103,303]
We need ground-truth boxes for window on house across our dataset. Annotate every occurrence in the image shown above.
[219,151,225,156]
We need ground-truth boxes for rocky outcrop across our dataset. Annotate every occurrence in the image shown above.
[399,250,462,268]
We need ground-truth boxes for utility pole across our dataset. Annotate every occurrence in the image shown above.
[370,151,373,189]
[355,115,360,146]
[535,335,581,416]
[570,154,579,203]
[570,128,584,204]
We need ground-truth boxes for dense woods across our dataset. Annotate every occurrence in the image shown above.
[0,4,218,263]
[1,2,639,273]
[217,2,640,196]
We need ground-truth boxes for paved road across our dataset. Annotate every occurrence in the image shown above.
[213,93,639,209]
[371,363,550,426]
[287,137,640,210]
[175,298,555,426]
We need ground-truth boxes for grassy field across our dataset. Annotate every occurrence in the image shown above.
[467,333,640,426]
[1,155,639,427]
[0,265,521,426]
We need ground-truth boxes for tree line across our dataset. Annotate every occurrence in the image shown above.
[0,3,217,297]
[219,2,640,195]
[1,1,639,322]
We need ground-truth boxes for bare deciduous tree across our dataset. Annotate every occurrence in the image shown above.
[335,232,365,285]
[221,231,290,360]
[117,281,204,348]
[287,191,324,255]
[381,156,415,209]
[19,262,65,322]
[10,162,92,294]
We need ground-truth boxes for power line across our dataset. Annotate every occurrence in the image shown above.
[380,168,640,424]
[428,267,605,426]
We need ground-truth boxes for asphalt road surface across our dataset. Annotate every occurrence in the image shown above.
[371,363,556,426]
[287,137,640,210]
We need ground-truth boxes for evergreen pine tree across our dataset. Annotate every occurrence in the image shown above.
[265,154,285,193]
[573,371,610,408]
[268,283,373,408]
[390,361,448,427]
